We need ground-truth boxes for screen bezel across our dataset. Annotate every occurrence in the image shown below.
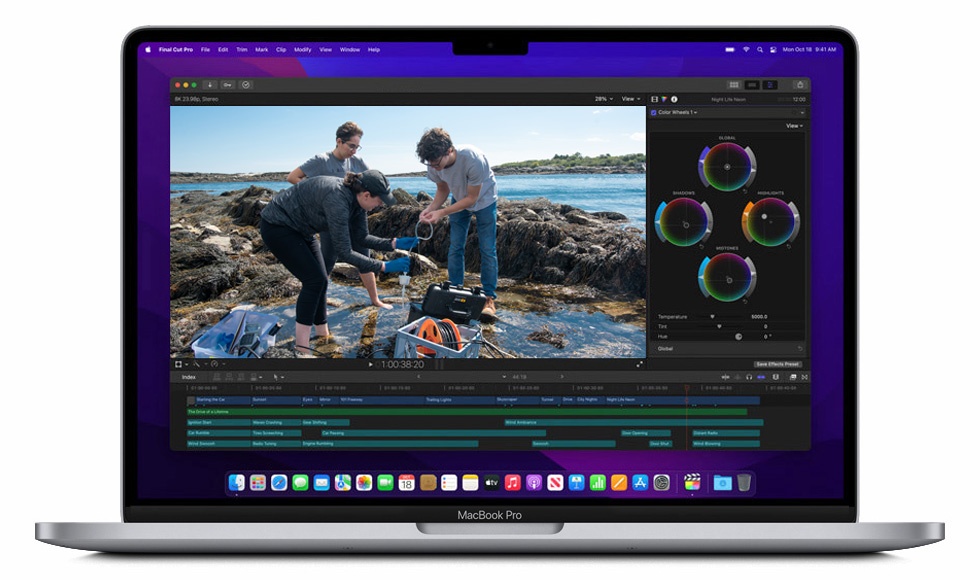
[123,26,857,523]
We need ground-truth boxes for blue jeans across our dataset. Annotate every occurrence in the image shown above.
[448,201,497,299]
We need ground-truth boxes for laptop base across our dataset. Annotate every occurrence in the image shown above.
[36,521,943,553]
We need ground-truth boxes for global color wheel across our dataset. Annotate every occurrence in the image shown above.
[698,254,757,302]
[654,198,713,246]
[742,198,801,246]
[698,143,757,191]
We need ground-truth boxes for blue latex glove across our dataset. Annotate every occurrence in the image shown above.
[395,237,419,250]
[383,256,411,273]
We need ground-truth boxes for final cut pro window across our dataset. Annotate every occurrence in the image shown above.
[169,77,811,454]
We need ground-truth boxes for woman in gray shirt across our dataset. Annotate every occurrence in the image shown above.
[260,170,418,354]
[286,122,391,310]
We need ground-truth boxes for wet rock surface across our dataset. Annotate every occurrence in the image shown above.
[391,187,421,207]
[170,185,645,358]
[527,325,569,349]
[368,196,646,298]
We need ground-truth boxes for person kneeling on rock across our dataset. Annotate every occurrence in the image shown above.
[259,169,418,355]
[416,128,499,318]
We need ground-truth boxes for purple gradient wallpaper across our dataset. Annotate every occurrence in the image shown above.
[137,42,846,501]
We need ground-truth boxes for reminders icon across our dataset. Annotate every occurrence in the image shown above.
[441,474,458,491]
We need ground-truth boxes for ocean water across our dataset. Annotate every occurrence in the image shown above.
[391,174,646,225]
[170,174,647,225]
[170,181,290,197]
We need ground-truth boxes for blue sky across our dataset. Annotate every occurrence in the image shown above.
[170,106,645,174]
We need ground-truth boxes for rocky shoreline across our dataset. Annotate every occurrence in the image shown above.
[169,185,646,357]
[171,164,644,183]
[389,165,645,178]
[171,171,290,184]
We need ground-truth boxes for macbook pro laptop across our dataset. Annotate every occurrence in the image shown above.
[36,26,943,553]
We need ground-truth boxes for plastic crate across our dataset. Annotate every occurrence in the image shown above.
[393,316,482,359]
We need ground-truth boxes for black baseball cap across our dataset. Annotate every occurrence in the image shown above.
[359,169,396,206]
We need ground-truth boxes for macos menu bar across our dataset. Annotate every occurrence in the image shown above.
[140,42,843,58]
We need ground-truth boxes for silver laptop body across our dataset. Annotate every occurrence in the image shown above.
[37,26,943,553]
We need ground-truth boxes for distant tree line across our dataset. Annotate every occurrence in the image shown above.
[497,153,646,170]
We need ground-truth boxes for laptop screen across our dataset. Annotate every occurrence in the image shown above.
[131,30,852,518]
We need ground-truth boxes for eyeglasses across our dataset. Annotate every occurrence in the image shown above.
[423,152,450,167]
[343,141,362,152]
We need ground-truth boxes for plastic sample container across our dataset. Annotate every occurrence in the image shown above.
[191,309,281,358]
